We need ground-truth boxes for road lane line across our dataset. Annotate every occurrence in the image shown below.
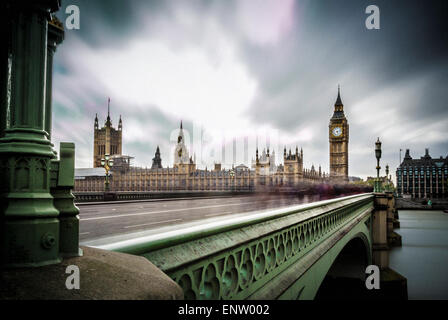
[205,211,233,217]
[124,219,182,229]
[79,199,262,216]
[80,201,258,221]
[79,232,90,235]
[79,198,301,219]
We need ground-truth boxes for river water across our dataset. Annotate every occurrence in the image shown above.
[389,210,448,299]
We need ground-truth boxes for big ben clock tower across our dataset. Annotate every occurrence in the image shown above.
[329,86,349,182]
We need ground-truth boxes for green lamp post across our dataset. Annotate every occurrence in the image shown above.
[385,164,391,191]
[374,138,383,193]
[101,154,114,191]
[230,167,235,192]
[0,0,67,268]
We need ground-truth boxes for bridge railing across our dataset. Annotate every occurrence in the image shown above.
[73,192,104,202]
[73,190,255,203]
[91,193,374,300]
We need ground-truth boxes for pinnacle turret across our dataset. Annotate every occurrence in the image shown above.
[105,97,112,127]
[335,85,343,106]
[94,113,99,129]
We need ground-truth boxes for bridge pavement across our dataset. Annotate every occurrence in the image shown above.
[79,194,340,242]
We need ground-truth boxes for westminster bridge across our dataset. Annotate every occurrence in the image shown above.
[0,1,406,300]
[83,192,403,299]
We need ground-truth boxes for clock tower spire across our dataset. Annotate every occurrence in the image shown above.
[329,86,349,182]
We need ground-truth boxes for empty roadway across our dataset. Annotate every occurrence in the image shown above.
[79,194,336,243]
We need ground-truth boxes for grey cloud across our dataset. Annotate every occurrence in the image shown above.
[52,0,447,178]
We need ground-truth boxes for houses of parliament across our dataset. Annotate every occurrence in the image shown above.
[74,89,350,192]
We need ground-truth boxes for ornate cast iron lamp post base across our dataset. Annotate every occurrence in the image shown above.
[0,0,64,268]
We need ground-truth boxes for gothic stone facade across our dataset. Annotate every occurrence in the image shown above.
[93,101,122,168]
[329,87,349,182]
[75,120,327,192]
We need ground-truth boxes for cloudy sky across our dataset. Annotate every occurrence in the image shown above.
[52,0,448,180]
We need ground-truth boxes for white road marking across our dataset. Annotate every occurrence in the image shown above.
[124,219,182,229]
[80,200,253,216]
[80,201,258,221]
[79,232,90,235]
[205,211,233,217]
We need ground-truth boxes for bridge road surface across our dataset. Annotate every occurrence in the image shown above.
[79,194,331,243]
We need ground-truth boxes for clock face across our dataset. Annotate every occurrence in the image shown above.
[332,127,342,137]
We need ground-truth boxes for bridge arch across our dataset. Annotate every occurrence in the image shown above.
[277,216,372,300]
[314,234,371,299]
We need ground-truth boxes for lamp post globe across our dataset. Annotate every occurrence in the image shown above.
[375,138,382,163]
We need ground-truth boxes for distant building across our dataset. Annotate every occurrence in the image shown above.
[329,86,349,182]
[93,99,122,167]
[396,149,448,198]
[111,155,133,172]
[75,120,327,192]
[151,146,162,169]
[281,146,304,186]
[74,168,106,192]
[234,164,249,173]
[251,148,277,174]
[173,121,191,165]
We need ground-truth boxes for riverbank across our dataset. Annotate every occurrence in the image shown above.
[395,198,448,210]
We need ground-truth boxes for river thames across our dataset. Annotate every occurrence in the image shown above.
[389,210,448,299]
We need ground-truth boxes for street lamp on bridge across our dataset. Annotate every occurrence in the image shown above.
[374,138,382,193]
[385,164,392,191]
[101,154,114,191]
[230,167,235,191]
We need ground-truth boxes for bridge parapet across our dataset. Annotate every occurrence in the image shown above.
[73,190,254,203]
[94,193,374,299]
